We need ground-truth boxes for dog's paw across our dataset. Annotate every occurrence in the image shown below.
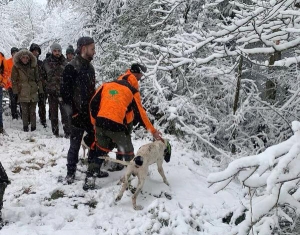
[164,180,170,186]
[115,195,122,202]
[134,205,143,210]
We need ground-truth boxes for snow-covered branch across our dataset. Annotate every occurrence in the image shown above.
[208,121,300,234]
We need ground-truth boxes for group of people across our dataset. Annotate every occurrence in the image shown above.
[0,43,76,135]
[0,36,163,227]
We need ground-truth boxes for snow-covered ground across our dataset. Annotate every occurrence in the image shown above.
[0,108,243,235]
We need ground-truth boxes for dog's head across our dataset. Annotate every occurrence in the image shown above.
[163,139,172,163]
[134,156,143,167]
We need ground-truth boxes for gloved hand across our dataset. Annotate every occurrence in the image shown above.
[58,97,63,104]
[38,93,44,102]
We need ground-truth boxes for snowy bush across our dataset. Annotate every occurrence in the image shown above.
[207,121,300,235]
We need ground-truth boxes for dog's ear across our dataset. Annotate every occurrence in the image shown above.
[134,156,143,166]
[164,141,171,163]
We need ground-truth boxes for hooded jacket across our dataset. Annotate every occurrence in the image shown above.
[0,53,9,88]
[11,50,43,102]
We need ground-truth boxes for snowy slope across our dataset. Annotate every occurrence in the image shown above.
[0,112,242,235]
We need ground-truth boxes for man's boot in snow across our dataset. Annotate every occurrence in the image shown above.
[108,154,124,172]
[64,165,76,185]
[83,161,100,191]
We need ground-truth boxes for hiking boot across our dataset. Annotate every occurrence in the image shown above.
[23,126,29,132]
[108,163,124,172]
[31,127,36,132]
[83,175,96,191]
[0,128,3,134]
[41,122,47,128]
[64,173,75,185]
[95,170,109,178]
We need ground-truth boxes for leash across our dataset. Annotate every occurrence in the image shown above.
[98,156,130,166]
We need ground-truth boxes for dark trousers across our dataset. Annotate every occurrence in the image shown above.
[48,94,70,136]
[38,94,46,124]
[8,88,18,119]
[67,125,104,175]
[20,102,37,129]
[0,162,9,210]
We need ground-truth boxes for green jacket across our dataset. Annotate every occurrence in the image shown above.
[11,50,43,103]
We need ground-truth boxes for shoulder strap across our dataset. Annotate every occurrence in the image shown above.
[0,59,4,75]
[113,74,138,95]
[113,79,138,95]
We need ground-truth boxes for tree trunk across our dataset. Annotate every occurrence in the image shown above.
[233,56,243,115]
[231,56,243,153]
[265,49,281,103]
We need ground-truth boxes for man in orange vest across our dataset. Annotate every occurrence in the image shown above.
[0,52,9,134]
[5,47,19,120]
[86,63,162,190]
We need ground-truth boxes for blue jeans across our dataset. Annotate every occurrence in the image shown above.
[0,87,3,129]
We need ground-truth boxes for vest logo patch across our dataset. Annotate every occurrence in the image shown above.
[109,89,118,97]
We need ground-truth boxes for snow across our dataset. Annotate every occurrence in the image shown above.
[0,109,242,234]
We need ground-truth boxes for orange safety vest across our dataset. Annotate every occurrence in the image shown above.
[0,54,9,88]
[117,70,156,134]
[90,71,157,134]
[90,79,137,126]
[4,57,13,89]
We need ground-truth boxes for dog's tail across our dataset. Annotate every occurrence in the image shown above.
[98,156,130,166]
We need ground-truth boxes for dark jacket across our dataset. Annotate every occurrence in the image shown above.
[41,54,67,95]
[11,50,43,102]
[36,59,47,92]
[61,55,96,128]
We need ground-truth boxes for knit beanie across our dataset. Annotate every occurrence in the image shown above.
[29,43,41,55]
[50,42,62,52]
[130,63,147,73]
[66,45,75,55]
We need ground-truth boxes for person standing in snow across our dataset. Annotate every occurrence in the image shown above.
[87,63,162,189]
[61,36,108,185]
[30,43,47,128]
[0,52,9,134]
[5,47,20,120]
[11,49,44,132]
[41,42,70,137]
[65,45,75,62]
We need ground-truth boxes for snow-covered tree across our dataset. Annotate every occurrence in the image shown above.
[116,0,300,158]
[207,121,300,235]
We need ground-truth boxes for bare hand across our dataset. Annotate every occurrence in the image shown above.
[153,130,162,140]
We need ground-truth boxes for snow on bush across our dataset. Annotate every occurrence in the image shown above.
[207,121,300,235]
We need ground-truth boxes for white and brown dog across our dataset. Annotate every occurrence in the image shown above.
[114,139,171,210]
